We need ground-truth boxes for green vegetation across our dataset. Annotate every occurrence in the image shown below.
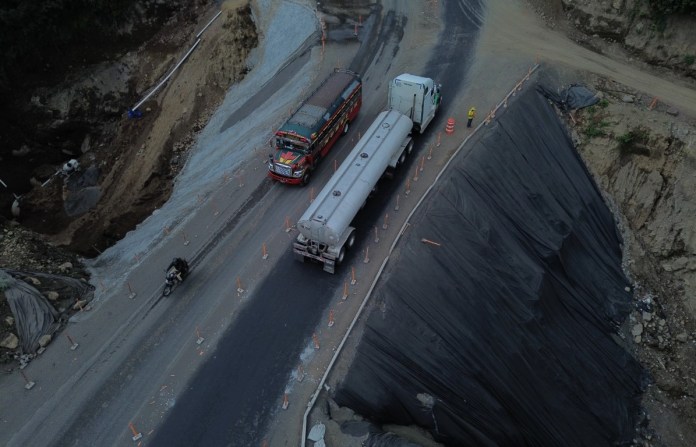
[616,127,651,156]
[684,55,696,65]
[646,0,696,33]
[583,105,611,138]
[647,0,696,15]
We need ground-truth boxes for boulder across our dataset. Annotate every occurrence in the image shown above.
[308,423,326,442]
[27,277,41,286]
[46,291,60,301]
[58,261,73,272]
[632,323,644,336]
[4,316,14,327]
[73,300,88,310]
[1,333,19,349]
[38,334,52,348]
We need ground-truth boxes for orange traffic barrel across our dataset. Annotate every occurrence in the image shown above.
[445,117,455,134]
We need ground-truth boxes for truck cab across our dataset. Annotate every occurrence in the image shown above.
[388,74,441,134]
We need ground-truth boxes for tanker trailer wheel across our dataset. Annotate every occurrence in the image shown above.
[342,122,350,135]
[398,151,407,165]
[406,140,414,155]
[346,231,356,249]
[337,247,346,264]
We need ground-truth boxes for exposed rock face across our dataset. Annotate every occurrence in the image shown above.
[561,0,696,79]
[573,80,696,447]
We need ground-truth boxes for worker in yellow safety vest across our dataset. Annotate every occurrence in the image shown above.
[467,107,476,128]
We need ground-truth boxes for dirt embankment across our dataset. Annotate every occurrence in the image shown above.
[527,0,696,82]
[3,0,258,256]
[570,86,696,446]
[559,0,696,80]
[1,0,258,365]
[520,2,696,442]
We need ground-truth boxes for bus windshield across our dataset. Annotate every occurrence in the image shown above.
[276,137,309,153]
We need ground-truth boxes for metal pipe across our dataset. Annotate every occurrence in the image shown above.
[196,10,222,39]
[132,38,202,112]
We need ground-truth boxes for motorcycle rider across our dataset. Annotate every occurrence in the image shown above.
[167,257,189,282]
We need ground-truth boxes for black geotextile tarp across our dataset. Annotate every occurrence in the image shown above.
[334,85,644,446]
[536,84,599,111]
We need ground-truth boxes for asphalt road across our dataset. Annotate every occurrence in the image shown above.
[149,1,483,445]
[45,1,483,446]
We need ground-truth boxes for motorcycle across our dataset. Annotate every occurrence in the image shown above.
[163,268,184,296]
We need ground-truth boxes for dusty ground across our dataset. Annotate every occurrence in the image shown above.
[1,0,696,445]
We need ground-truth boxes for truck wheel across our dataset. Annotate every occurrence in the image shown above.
[398,152,407,165]
[346,231,356,249]
[406,140,414,155]
[301,171,311,186]
[342,122,350,135]
[337,247,346,264]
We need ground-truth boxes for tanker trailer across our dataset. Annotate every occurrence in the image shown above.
[293,110,414,273]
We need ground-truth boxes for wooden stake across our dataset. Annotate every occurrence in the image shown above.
[66,333,79,350]
[296,365,305,382]
[20,370,35,390]
[129,422,143,441]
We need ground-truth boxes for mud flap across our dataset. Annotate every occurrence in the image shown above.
[323,259,336,274]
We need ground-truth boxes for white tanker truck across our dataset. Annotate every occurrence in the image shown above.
[293,74,441,273]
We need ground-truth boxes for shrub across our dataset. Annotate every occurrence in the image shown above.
[583,106,611,138]
[617,127,651,156]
